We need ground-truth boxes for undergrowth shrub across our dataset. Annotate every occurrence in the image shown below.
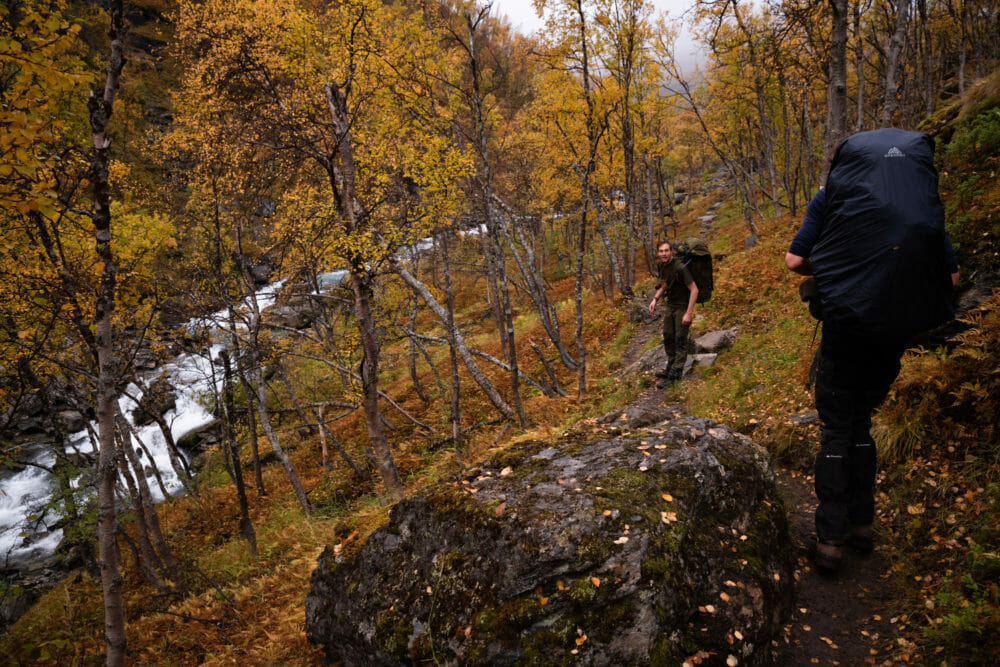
[938,100,1000,274]
[874,292,1000,660]
[876,294,1000,458]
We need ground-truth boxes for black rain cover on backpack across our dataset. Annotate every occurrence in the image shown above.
[676,237,713,303]
[810,128,954,339]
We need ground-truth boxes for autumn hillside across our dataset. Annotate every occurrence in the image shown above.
[2,0,1000,664]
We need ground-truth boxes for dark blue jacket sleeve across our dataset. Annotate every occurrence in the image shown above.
[788,189,825,257]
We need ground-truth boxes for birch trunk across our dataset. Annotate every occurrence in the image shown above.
[220,350,258,558]
[326,80,405,500]
[88,1,126,660]
[464,8,527,427]
[116,413,181,583]
[115,432,163,588]
[822,0,849,183]
[495,199,577,369]
[234,229,313,513]
[439,232,464,463]
[881,0,910,126]
[395,263,516,421]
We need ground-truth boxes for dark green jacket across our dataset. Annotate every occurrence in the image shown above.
[656,259,695,308]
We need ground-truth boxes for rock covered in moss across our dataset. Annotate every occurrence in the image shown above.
[305,417,794,665]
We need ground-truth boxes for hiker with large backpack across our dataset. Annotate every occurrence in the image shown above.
[785,128,959,573]
[649,239,699,388]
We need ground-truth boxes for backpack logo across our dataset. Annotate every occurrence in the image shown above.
[884,146,906,158]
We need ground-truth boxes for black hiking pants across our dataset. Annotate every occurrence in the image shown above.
[661,304,690,376]
[813,326,905,543]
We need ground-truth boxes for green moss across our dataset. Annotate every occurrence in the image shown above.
[576,533,614,564]
[582,599,636,642]
[482,439,552,471]
[567,577,597,604]
[498,596,544,628]
[641,555,675,582]
[373,609,410,656]
[424,485,495,529]
[473,607,498,633]
[649,633,683,665]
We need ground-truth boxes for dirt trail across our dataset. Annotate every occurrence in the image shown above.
[775,469,899,665]
[619,317,901,664]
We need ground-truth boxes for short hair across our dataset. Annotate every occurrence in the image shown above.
[656,239,672,251]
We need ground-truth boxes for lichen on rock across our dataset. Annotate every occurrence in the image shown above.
[305,417,794,665]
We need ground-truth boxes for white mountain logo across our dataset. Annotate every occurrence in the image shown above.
[885,146,906,158]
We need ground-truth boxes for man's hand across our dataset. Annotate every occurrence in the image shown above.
[648,297,657,315]
[785,252,812,275]
[682,310,693,326]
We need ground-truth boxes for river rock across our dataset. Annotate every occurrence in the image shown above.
[305,417,794,665]
[56,410,86,433]
[175,420,221,454]
[131,378,177,427]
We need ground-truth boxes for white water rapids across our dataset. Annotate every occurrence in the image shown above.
[0,272,345,568]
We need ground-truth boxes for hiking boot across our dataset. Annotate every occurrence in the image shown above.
[846,525,874,553]
[654,367,672,379]
[667,367,683,382]
[809,536,843,573]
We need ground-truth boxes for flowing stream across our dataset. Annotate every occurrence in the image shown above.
[0,273,345,569]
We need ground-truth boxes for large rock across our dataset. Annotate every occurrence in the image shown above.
[305,417,794,665]
[694,328,738,354]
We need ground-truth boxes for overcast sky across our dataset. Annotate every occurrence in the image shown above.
[491,0,703,70]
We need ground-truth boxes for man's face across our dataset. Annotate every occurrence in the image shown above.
[657,243,673,262]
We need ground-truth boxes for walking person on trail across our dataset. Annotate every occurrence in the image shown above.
[648,239,698,389]
[784,128,959,573]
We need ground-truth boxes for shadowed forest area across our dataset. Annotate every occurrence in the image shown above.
[1,0,998,663]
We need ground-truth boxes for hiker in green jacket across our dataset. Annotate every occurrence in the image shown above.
[648,239,698,388]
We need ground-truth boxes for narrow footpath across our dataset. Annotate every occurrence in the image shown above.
[618,316,902,665]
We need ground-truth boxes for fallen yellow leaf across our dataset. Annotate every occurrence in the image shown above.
[591,577,601,587]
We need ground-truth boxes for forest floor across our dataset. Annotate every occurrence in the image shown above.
[620,316,902,665]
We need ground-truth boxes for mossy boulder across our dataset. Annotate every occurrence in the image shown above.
[305,417,794,665]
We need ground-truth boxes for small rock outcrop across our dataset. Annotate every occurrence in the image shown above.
[305,417,794,665]
[622,328,738,380]
[695,328,738,354]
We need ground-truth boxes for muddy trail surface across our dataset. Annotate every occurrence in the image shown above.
[619,315,901,665]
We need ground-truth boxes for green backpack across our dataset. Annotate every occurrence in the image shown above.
[674,237,713,303]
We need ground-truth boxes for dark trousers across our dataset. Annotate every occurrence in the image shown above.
[661,305,690,373]
[813,326,905,542]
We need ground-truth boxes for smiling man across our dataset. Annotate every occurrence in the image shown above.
[648,239,699,388]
